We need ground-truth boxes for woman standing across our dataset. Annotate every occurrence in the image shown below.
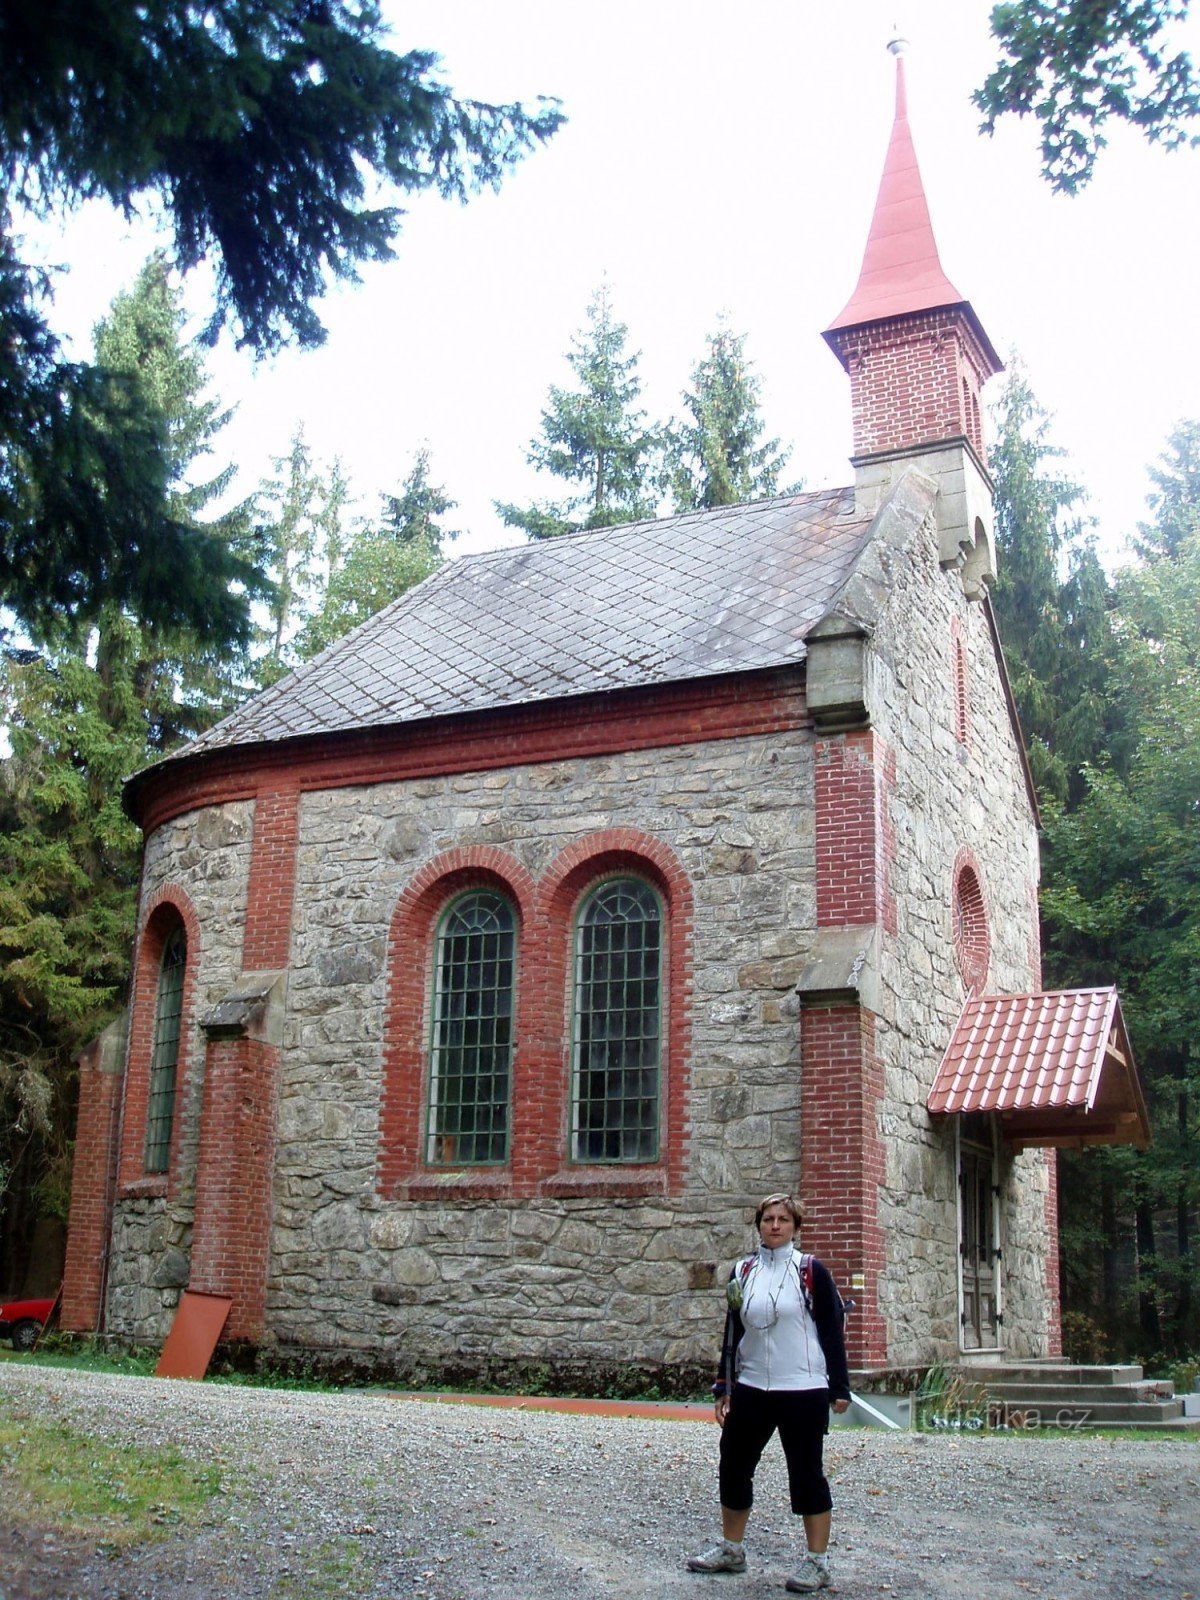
[687,1194,851,1593]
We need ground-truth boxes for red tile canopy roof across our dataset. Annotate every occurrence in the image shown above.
[928,988,1150,1150]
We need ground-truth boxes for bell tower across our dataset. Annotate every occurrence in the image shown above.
[824,40,1003,597]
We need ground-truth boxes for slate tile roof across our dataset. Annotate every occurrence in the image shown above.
[174,487,871,760]
[928,987,1149,1147]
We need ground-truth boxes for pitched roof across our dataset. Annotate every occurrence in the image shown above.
[159,488,872,764]
[928,988,1150,1150]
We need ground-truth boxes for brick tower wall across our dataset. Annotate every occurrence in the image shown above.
[832,308,994,464]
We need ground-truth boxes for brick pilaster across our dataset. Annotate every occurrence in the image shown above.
[242,783,300,969]
[189,1037,279,1339]
[60,1022,126,1332]
[186,783,299,1339]
[800,1004,888,1368]
[815,732,895,933]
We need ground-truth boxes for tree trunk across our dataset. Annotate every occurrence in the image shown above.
[1135,1197,1161,1349]
[1101,1165,1118,1330]
[1178,1081,1194,1349]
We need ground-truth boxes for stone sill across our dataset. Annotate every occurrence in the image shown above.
[539,1170,668,1199]
[117,1178,168,1202]
[396,1174,513,1202]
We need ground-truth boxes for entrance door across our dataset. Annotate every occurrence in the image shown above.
[958,1116,1001,1350]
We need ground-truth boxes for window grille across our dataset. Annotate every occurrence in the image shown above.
[426,891,515,1165]
[144,924,186,1173]
[571,878,662,1163]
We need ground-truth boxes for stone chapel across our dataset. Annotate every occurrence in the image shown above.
[62,48,1149,1386]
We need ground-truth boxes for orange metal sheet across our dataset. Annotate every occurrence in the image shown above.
[155,1290,232,1380]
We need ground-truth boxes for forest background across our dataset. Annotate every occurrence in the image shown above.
[0,0,1197,1365]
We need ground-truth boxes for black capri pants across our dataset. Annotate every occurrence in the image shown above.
[718,1382,833,1517]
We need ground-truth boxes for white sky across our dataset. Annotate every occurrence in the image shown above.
[23,0,1200,567]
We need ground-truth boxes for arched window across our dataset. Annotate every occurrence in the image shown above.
[953,861,990,993]
[426,890,516,1165]
[571,878,662,1163]
[144,923,186,1173]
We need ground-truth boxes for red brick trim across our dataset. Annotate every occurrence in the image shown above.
[377,850,537,1199]
[530,830,695,1195]
[1043,1150,1063,1358]
[60,1033,125,1332]
[188,1036,281,1340]
[815,732,895,932]
[799,1002,888,1367]
[116,888,203,1198]
[131,671,809,835]
[243,783,300,970]
[377,833,694,1201]
[952,848,990,994]
[951,614,972,749]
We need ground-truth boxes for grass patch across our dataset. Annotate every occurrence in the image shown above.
[0,1409,222,1549]
[272,1536,366,1599]
[2,1334,158,1378]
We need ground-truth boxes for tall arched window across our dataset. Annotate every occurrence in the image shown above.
[426,890,516,1165]
[144,923,187,1173]
[571,878,662,1163]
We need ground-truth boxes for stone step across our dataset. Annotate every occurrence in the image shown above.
[962,1363,1144,1386]
[984,1380,1176,1405]
[985,1396,1185,1426]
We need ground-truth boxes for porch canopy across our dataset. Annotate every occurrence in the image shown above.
[928,987,1150,1151]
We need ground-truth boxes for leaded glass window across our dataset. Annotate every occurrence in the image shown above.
[571,878,662,1163]
[426,891,515,1165]
[144,924,186,1173]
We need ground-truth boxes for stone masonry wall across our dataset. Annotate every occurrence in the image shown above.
[105,802,254,1342]
[867,513,1049,1365]
[268,728,818,1373]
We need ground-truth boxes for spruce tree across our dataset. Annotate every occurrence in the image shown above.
[1043,491,1200,1353]
[667,320,791,511]
[989,363,1120,806]
[0,257,249,1289]
[296,447,453,658]
[497,283,660,539]
[0,0,561,637]
[252,426,332,677]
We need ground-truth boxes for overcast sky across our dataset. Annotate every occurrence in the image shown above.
[27,0,1200,566]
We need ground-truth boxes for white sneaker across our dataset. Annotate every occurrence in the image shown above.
[686,1541,747,1574]
[785,1554,832,1592]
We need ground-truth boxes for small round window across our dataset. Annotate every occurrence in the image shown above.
[952,861,990,992]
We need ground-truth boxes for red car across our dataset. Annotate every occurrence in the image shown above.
[0,1296,56,1351]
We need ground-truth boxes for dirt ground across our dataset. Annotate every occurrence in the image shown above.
[2,1363,1198,1600]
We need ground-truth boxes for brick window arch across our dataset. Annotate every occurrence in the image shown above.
[535,830,694,1194]
[378,849,535,1199]
[144,923,187,1172]
[952,855,990,993]
[951,615,971,748]
[570,877,662,1163]
[426,888,517,1166]
[118,889,201,1195]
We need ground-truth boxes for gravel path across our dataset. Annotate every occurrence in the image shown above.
[2,1363,1198,1600]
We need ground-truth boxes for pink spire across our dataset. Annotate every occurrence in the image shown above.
[825,40,966,334]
